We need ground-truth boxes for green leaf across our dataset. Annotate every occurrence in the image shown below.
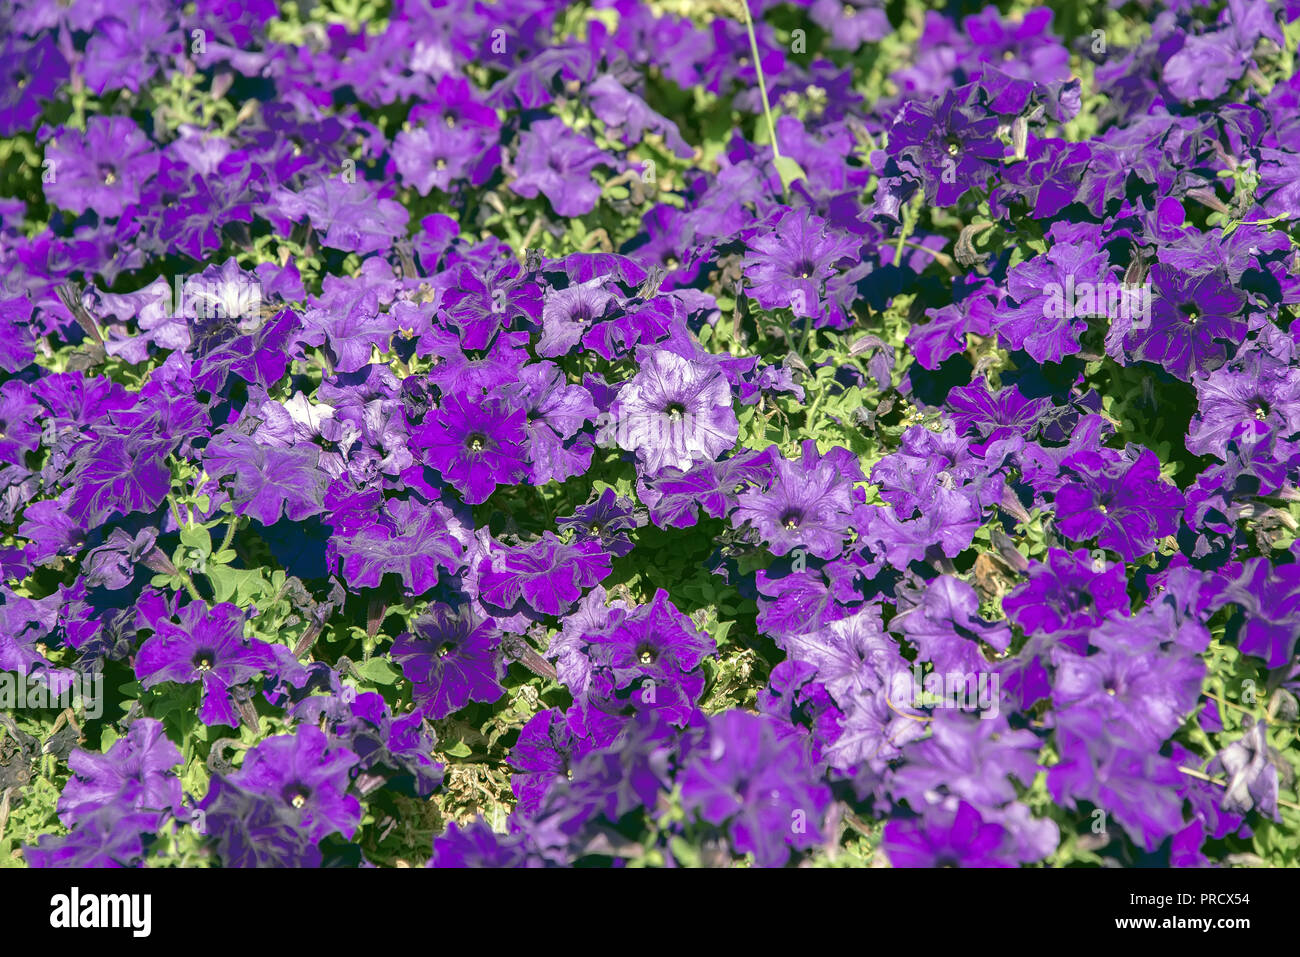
[444,740,472,758]
[206,565,262,604]
[179,524,212,555]
[356,657,400,685]
[773,155,807,195]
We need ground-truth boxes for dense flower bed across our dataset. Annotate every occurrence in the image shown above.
[2,0,1299,868]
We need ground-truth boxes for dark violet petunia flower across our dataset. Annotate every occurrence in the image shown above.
[508,708,599,815]
[992,242,1119,364]
[556,487,638,558]
[1207,559,1300,668]
[732,440,862,559]
[945,377,1052,444]
[883,801,1014,868]
[779,606,894,704]
[291,690,445,798]
[58,718,183,825]
[1,34,68,136]
[0,380,42,467]
[909,293,997,370]
[810,0,891,49]
[429,819,536,868]
[892,712,1041,810]
[572,588,716,727]
[1111,263,1248,381]
[327,492,467,594]
[505,361,598,485]
[392,603,506,719]
[584,588,715,691]
[134,601,277,727]
[1052,618,1204,750]
[509,118,615,218]
[226,725,361,843]
[204,432,330,526]
[679,710,832,867]
[413,389,529,504]
[1053,447,1183,562]
[606,348,739,475]
[65,429,173,528]
[263,177,409,256]
[1002,549,1129,651]
[195,775,323,868]
[477,532,613,617]
[42,116,160,219]
[884,87,1004,208]
[538,276,619,358]
[586,74,693,158]
[1187,350,1300,460]
[392,122,487,195]
[1047,727,1187,852]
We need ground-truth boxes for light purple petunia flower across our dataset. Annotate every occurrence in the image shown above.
[605,348,739,474]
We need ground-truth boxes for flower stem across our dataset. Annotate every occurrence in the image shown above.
[218,513,240,555]
[739,0,782,166]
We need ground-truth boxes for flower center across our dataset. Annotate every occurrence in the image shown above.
[780,509,802,530]
[444,114,457,128]
[435,158,447,170]
[636,643,657,665]
[664,402,686,421]
[1253,400,1270,421]
[1179,303,1200,323]
[589,522,602,534]
[100,165,117,186]
[466,432,486,452]
[437,642,454,659]
[192,650,216,672]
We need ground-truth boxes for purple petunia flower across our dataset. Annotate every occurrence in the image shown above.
[743,206,859,320]
[510,118,615,217]
[134,601,277,727]
[42,116,160,218]
[392,603,506,719]
[605,348,739,474]
[225,725,361,843]
[732,440,862,559]
[58,718,183,825]
[1111,263,1248,381]
[1207,720,1280,821]
[24,808,161,868]
[413,389,529,504]
[1053,447,1183,562]
[1002,548,1130,651]
[679,710,832,867]
[477,532,613,617]
[883,801,1014,867]
[327,492,467,594]
[195,775,324,868]
[556,487,639,558]
[1,34,68,137]
[505,361,598,485]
